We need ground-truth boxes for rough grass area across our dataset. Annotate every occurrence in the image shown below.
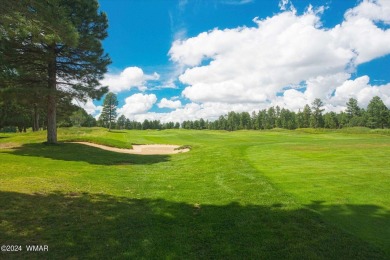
[0,127,389,259]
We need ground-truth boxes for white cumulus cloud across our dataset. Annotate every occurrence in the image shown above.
[271,75,390,113]
[131,101,262,123]
[278,0,295,12]
[101,67,160,93]
[344,0,390,24]
[332,76,390,108]
[157,98,182,109]
[118,93,157,118]
[72,98,102,116]
[168,0,390,117]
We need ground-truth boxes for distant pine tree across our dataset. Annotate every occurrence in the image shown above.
[100,92,118,131]
[367,96,389,129]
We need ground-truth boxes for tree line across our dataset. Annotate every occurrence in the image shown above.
[182,97,389,131]
[0,96,96,132]
[96,92,389,131]
[2,88,389,132]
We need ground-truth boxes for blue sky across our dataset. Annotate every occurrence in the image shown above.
[86,0,390,122]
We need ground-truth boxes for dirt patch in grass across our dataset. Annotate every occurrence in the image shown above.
[0,142,20,149]
[69,142,190,155]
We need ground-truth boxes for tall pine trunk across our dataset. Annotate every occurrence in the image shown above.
[32,104,39,131]
[47,47,57,144]
[108,105,111,131]
[108,99,112,131]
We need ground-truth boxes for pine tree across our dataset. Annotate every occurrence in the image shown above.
[1,0,110,143]
[116,115,127,130]
[310,98,324,128]
[302,105,312,128]
[346,98,361,118]
[345,98,363,126]
[367,96,389,129]
[100,93,118,131]
[324,112,338,129]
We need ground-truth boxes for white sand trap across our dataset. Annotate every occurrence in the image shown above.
[71,142,190,155]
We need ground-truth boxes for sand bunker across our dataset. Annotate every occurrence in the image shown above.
[71,142,190,155]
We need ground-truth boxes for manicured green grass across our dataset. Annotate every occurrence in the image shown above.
[0,128,389,259]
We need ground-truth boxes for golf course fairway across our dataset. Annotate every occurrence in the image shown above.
[1,127,389,259]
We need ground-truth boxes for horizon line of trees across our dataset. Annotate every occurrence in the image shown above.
[96,96,389,131]
[2,95,389,132]
[0,102,98,133]
[185,96,389,131]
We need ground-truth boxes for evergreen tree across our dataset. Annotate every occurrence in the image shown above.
[337,112,349,128]
[1,0,110,143]
[367,96,389,129]
[296,109,304,128]
[275,106,282,128]
[310,98,324,128]
[302,105,311,128]
[70,109,87,127]
[100,92,118,131]
[346,98,361,118]
[324,112,338,129]
[346,98,363,126]
[251,111,257,130]
[193,120,200,130]
[83,114,97,127]
[142,119,150,130]
[116,115,127,129]
[240,112,251,129]
[199,118,206,129]
[218,115,227,130]
[227,112,238,131]
[267,107,276,129]
[257,110,267,129]
[280,108,296,129]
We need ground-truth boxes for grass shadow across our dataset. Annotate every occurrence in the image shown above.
[107,130,127,134]
[0,191,388,259]
[6,143,170,165]
[307,200,390,257]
